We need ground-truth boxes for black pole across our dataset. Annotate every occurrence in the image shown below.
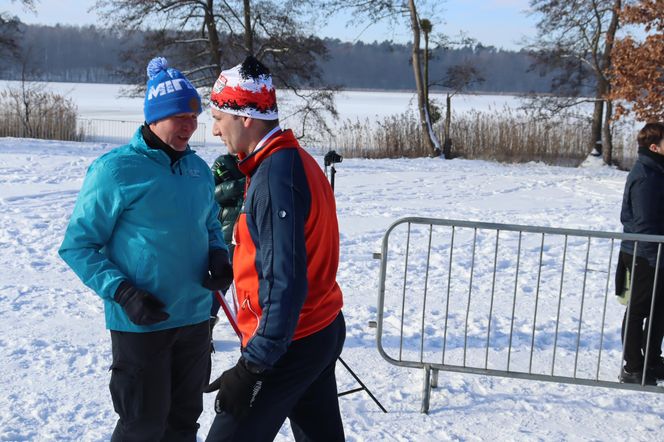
[330,164,336,193]
[323,151,385,411]
[337,356,388,413]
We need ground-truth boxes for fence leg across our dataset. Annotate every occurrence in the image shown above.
[431,368,439,388]
[421,365,431,414]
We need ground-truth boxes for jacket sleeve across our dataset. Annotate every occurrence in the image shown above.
[242,151,310,369]
[630,176,664,234]
[205,168,227,252]
[214,178,245,206]
[58,161,128,300]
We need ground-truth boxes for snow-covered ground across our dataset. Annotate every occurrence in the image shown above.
[1,132,663,441]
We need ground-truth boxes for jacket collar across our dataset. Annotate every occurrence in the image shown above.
[237,128,298,176]
[129,126,194,166]
[638,149,664,175]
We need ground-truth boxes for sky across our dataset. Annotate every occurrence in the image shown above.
[4,0,537,51]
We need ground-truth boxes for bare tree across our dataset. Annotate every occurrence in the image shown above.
[433,62,485,159]
[407,0,441,156]
[526,0,624,164]
[320,0,442,157]
[92,0,338,141]
[420,18,432,119]
[1,1,36,60]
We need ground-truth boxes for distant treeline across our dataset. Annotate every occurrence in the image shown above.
[1,24,553,94]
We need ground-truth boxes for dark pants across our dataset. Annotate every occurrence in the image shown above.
[620,252,664,371]
[210,289,226,318]
[206,312,346,442]
[109,320,210,442]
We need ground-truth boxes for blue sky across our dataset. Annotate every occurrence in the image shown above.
[4,0,536,50]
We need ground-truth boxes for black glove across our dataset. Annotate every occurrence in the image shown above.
[114,281,170,326]
[204,357,266,419]
[203,248,233,292]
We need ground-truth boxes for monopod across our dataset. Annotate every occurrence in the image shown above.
[321,150,387,413]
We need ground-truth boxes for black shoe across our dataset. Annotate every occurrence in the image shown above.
[647,357,664,380]
[620,367,657,386]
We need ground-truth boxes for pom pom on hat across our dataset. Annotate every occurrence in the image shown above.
[143,56,202,124]
[210,55,278,120]
[147,57,168,79]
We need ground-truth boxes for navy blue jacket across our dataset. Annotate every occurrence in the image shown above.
[621,152,664,267]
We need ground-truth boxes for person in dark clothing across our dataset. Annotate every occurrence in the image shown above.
[209,154,245,330]
[204,56,345,441]
[59,57,233,440]
[618,122,664,385]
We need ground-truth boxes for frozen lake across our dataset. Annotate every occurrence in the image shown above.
[0,80,524,147]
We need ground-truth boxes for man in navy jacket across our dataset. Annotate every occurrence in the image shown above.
[204,56,345,442]
[619,122,664,385]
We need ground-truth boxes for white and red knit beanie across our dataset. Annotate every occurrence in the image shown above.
[210,56,278,121]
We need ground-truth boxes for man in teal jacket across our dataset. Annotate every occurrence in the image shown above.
[59,57,232,441]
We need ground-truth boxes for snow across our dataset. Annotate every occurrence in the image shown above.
[0,80,524,147]
[1,89,664,441]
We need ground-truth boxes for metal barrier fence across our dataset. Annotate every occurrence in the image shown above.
[0,117,207,147]
[78,119,207,146]
[375,217,664,413]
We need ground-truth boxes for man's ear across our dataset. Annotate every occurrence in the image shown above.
[649,143,659,153]
[242,116,253,129]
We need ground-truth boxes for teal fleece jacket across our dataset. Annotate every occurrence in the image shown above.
[59,127,226,332]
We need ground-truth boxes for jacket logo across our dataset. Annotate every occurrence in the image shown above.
[147,79,196,100]
[178,167,201,177]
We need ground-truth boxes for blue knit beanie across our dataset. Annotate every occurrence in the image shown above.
[144,57,202,124]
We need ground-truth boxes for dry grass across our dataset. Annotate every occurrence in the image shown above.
[323,108,632,168]
[0,85,83,141]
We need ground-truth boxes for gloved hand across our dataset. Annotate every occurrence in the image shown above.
[203,248,233,292]
[204,357,266,419]
[114,281,170,326]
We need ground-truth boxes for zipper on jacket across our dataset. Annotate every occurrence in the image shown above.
[241,296,260,337]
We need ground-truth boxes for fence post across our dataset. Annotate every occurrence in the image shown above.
[422,364,431,414]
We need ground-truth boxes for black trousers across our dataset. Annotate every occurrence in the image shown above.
[620,252,664,371]
[109,320,210,442]
[206,312,346,442]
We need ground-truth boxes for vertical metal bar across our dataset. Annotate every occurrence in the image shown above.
[398,223,412,361]
[421,365,431,414]
[507,231,523,372]
[551,235,568,376]
[529,233,545,374]
[431,368,439,388]
[442,226,455,365]
[642,243,662,385]
[420,224,434,363]
[596,239,615,381]
[620,242,638,380]
[485,230,501,369]
[573,237,592,378]
[463,228,478,367]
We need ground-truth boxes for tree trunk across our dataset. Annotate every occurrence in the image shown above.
[205,0,222,72]
[422,23,430,117]
[602,99,613,166]
[600,0,621,166]
[443,93,452,159]
[407,0,438,156]
[243,0,253,55]
[590,100,603,156]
